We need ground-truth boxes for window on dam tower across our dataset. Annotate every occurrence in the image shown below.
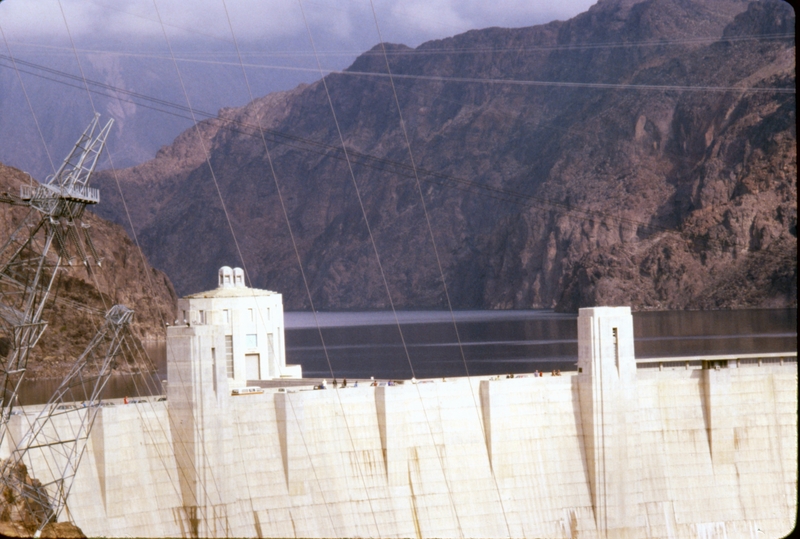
[225,335,234,378]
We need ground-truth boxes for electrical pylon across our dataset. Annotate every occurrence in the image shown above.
[1,304,141,535]
[0,112,113,449]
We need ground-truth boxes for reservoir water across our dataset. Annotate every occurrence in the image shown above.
[284,308,797,379]
[16,308,797,404]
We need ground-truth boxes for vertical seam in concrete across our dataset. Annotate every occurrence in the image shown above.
[702,368,712,457]
[91,408,106,514]
[275,393,289,488]
[480,380,492,470]
[408,455,422,539]
[375,387,388,477]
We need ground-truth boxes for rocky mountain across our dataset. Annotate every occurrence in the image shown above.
[0,162,176,379]
[93,0,796,312]
[0,47,316,183]
[0,460,86,537]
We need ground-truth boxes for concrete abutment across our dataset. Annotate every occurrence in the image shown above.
[1,304,794,538]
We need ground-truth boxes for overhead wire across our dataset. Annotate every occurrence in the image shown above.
[52,2,179,516]
[1,33,794,102]
[44,0,229,529]
[298,0,473,535]
[0,16,112,517]
[135,0,250,531]
[24,0,363,533]
[148,1,248,285]
[1,1,197,527]
[0,28,56,175]
[0,0,790,532]
[0,48,784,257]
[3,24,793,60]
[216,0,343,534]
[366,2,515,535]
[93,142,233,533]
[288,0,410,534]
[5,8,335,530]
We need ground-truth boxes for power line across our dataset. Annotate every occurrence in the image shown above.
[368,0,514,534]
[49,1,230,529]
[2,37,794,99]
[301,0,472,534]
[3,29,793,60]
[2,48,788,251]
[216,0,344,533]
[0,28,56,174]
[0,22,791,264]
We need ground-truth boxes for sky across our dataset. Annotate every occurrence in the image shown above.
[0,0,598,61]
[0,0,599,177]
[0,0,594,176]
[0,0,600,98]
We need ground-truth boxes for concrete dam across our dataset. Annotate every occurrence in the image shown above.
[1,273,796,538]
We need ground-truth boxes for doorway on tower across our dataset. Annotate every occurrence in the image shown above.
[246,354,261,380]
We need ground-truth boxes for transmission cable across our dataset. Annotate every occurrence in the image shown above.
[0,35,113,521]
[51,0,228,526]
[0,26,56,175]
[6,2,202,528]
[367,2,514,536]
[0,49,782,279]
[216,0,343,533]
[298,0,472,535]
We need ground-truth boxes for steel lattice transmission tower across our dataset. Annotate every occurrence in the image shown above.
[0,115,160,536]
[1,304,143,534]
[0,113,113,448]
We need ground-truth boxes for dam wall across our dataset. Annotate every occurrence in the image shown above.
[2,307,796,538]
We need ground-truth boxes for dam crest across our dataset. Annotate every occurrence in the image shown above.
[2,279,796,538]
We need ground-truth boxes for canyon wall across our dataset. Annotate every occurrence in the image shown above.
[93,0,796,311]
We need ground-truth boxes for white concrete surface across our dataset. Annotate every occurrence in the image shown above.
[175,267,301,385]
[3,306,795,538]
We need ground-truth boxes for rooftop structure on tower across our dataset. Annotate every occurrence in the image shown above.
[170,266,302,390]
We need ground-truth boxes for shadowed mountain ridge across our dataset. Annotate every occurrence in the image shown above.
[92,0,796,311]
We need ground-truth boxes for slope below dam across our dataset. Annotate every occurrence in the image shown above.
[2,305,796,538]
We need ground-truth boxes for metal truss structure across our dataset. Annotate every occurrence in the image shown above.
[0,114,138,535]
[0,305,139,533]
[0,113,113,447]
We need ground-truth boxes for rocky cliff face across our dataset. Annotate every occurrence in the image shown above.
[0,162,176,379]
[93,0,796,312]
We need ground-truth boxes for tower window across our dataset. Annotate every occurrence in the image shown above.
[225,336,234,378]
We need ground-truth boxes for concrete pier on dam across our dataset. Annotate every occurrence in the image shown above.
[1,274,796,539]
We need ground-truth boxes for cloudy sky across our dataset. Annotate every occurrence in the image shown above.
[0,0,598,176]
[1,0,597,61]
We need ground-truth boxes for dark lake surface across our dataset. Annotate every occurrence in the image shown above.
[16,308,796,404]
[283,308,797,380]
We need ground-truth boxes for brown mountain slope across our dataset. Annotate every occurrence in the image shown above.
[0,162,176,379]
[93,0,796,311]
